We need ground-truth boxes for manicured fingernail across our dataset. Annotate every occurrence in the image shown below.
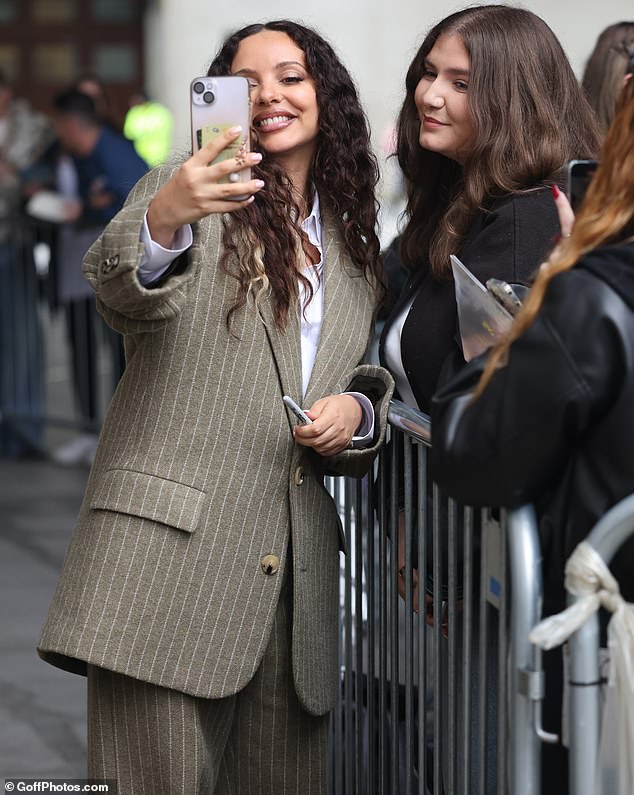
[551,183,560,199]
[254,179,265,188]
[250,152,262,162]
[228,125,242,135]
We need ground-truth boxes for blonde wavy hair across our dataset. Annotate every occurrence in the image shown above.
[474,76,634,398]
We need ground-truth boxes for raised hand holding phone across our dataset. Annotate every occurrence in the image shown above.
[146,125,265,248]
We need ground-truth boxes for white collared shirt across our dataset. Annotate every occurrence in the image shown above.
[137,193,373,443]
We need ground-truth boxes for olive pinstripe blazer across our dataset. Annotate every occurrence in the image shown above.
[38,167,394,716]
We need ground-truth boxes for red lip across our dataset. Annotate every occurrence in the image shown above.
[423,115,448,127]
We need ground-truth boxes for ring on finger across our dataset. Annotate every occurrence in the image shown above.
[234,139,248,167]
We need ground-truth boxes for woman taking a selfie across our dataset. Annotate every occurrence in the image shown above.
[432,76,634,793]
[38,20,393,793]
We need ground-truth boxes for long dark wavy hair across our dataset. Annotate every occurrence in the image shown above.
[396,5,601,278]
[207,20,381,329]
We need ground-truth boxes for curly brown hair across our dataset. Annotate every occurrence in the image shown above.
[207,20,381,329]
[396,5,601,279]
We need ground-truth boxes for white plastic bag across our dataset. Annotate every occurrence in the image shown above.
[530,542,634,794]
[595,601,634,795]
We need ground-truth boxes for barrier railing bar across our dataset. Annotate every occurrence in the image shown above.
[403,438,415,794]
[354,480,364,795]
[389,435,400,795]
[508,503,542,795]
[378,452,388,795]
[343,478,354,795]
[432,482,442,795]
[497,509,509,795]
[447,498,458,794]
[417,442,428,795]
[477,508,488,795]
[461,506,474,793]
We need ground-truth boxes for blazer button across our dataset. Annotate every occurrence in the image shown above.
[294,466,305,486]
[261,555,280,576]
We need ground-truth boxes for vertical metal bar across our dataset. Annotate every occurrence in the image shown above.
[378,444,389,795]
[461,506,474,793]
[417,443,428,795]
[354,478,364,795]
[432,482,442,795]
[389,434,400,795]
[403,438,414,794]
[344,479,354,795]
[508,504,543,795]
[568,614,601,795]
[366,471,377,795]
[332,477,344,795]
[478,509,489,795]
[446,498,457,795]
[497,511,508,795]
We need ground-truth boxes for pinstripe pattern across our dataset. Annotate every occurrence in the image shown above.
[87,578,328,794]
[38,165,394,716]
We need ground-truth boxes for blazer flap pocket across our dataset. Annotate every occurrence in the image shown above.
[91,469,206,533]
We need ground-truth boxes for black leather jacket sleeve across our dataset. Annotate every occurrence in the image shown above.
[430,269,625,508]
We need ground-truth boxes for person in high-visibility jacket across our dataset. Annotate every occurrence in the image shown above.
[123,91,173,168]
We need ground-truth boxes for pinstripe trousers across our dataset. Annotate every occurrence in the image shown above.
[86,573,328,794]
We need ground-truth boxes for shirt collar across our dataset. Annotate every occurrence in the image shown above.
[300,191,323,256]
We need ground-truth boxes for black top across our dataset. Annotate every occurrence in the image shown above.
[431,242,634,602]
[380,188,559,412]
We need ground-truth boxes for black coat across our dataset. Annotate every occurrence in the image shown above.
[380,189,559,412]
[431,241,634,603]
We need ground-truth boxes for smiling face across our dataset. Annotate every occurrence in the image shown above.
[231,30,319,174]
[414,33,475,164]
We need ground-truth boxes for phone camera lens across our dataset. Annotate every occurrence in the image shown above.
[193,81,205,94]
[203,91,215,104]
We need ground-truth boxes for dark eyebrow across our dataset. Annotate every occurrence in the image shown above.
[233,61,307,76]
[423,58,470,77]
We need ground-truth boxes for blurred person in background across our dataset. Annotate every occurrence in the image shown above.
[432,75,634,794]
[51,89,147,465]
[582,21,634,137]
[0,69,54,457]
[123,88,173,167]
[74,73,121,132]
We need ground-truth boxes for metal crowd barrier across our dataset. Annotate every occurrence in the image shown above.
[327,399,547,795]
[328,402,634,795]
[0,215,117,459]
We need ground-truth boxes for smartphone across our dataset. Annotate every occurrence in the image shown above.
[565,159,599,211]
[283,395,313,425]
[190,75,252,196]
[485,278,523,317]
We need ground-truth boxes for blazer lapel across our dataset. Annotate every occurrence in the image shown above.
[257,290,304,405]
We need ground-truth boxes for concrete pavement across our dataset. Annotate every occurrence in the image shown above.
[1,458,88,779]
